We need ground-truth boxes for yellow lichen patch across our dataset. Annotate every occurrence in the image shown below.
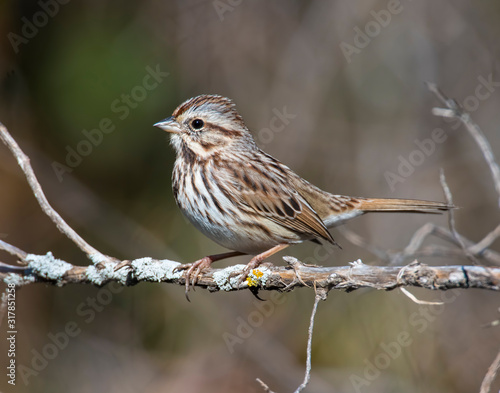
[246,269,264,287]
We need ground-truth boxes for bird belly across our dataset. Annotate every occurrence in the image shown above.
[180,206,302,255]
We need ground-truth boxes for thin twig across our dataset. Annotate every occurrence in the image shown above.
[256,378,276,393]
[427,83,500,207]
[399,287,443,305]
[431,226,500,264]
[294,290,325,393]
[0,239,27,260]
[412,245,496,260]
[0,262,29,273]
[440,169,479,264]
[338,226,392,262]
[394,223,437,265]
[469,224,500,256]
[0,122,113,264]
[341,223,500,266]
[480,347,500,393]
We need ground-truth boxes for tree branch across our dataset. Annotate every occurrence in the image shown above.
[1,242,498,292]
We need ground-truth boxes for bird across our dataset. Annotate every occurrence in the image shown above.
[154,94,451,295]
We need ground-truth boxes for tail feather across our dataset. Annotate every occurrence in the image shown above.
[358,198,454,214]
[293,180,453,226]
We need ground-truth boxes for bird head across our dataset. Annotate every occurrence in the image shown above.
[154,94,256,159]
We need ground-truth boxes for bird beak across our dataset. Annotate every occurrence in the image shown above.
[153,116,182,133]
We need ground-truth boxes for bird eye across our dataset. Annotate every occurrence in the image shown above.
[191,119,204,130]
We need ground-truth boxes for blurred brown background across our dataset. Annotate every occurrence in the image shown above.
[1,0,500,392]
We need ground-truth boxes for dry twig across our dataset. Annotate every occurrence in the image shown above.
[0,122,115,265]
[427,82,500,207]
[293,290,326,392]
[480,347,500,393]
[440,169,479,264]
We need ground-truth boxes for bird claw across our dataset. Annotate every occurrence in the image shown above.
[237,266,252,287]
[227,267,249,288]
[228,259,263,288]
[173,262,194,273]
[175,257,213,301]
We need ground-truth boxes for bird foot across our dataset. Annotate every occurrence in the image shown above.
[229,258,265,287]
[230,244,290,288]
[174,256,213,301]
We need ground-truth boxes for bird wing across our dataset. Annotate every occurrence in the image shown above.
[224,155,336,245]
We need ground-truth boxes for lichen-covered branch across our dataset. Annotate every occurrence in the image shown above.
[1,245,498,292]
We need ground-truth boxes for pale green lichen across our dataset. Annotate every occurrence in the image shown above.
[89,253,111,265]
[212,264,246,291]
[349,259,364,267]
[86,262,130,285]
[449,272,464,283]
[4,273,35,286]
[27,252,72,281]
[131,258,182,282]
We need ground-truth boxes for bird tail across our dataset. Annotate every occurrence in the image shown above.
[358,198,453,214]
